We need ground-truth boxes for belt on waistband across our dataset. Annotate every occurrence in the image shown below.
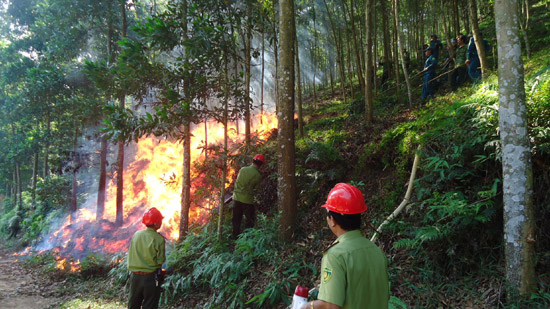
[133,271,154,275]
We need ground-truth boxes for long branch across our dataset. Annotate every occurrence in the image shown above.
[371,147,421,242]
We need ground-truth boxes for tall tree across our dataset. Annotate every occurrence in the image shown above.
[180,0,191,239]
[393,0,412,105]
[295,33,304,138]
[495,0,536,297]
[518,0,531,59]
[277,0,297,241]
[364,0,374,123]
[468,0,489,79]
[115,0,128,226]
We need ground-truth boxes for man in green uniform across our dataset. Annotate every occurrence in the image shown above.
[128,207,166,309]
[7,211,22,240]
[450,35,469,91]
[232,154,264,238]
[303,183,389,309]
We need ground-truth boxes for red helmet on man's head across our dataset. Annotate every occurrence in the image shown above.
[142,207,164,225]
[322,183,367,215]
[253,154,265,164]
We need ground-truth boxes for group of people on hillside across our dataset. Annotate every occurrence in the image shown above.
[128,154,390,308]
[421,33,491,100]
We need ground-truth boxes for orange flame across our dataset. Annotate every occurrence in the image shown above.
[27,111,277,269]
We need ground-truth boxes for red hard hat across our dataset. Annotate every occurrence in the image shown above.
[253,154,265,164]
[322,183,367,214]
[142,207,164,225]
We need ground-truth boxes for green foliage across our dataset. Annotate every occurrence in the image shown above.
[247,279,291,307]
[393,182,498,250]
[303,142,344,170]
[1,197,15,215]
[35,175,71,213]
[159,215,315,308]
[296,141,346,209]
[79,253,110,278]
[389,295,408,309]
[108,253,129,286]
[348,93,365,115]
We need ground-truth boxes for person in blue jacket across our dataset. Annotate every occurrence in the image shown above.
[421,47,437,100]
[429,34,444,62]
[466,36,491,83]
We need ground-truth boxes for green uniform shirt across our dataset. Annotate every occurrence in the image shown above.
[233,164,262,205]
[455,45,467,66]
[127,227,166,273]
[9,215,21,229]
[319,230,389,309]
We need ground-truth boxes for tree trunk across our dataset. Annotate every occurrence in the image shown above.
[322,0,346,104]
[11,170,15,205]
[519,0,531,59]
[217,59,230,240]
[495,0,536,297]
[468,0,489,80]
[451,0,460,36]
[364,0,374,123]
[381,0,392,83]
[115,0,128,226]
[277,0,297,242]
[348,0,365,93]
[312,2,318,108]
[244,0,252,146]
[96,135,108,221]
[179,0,191,241]
[261,29,265,120]
[393,0,412,106]
[295,34,304,138]
[180,123,191,239]
[273,0,279,112]
[204,115,208,159]
[70,125,78,215]
[16,163,22,212]
[463,0,470,37]
[44,112,50,178]
[115,116,124,226]
[392,0,400,89]
[345,29,354,98]
[32,151,38,209]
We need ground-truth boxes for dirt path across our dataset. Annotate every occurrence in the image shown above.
[0,245,60,309]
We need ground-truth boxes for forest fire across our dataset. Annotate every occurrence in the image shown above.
[24,112,278,271]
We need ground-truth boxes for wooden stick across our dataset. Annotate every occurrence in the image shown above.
[371,147,421,242]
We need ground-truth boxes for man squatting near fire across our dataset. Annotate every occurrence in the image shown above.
[128,207,166,309]
[302,183,389,309]
[231,154,265,239]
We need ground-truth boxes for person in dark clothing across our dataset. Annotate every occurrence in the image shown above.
[378,57,392,89]
[429,34,444,62]
[422,47,437,100]
[403,49,411,70]
[466,36,491,83]
[440,39,458,83]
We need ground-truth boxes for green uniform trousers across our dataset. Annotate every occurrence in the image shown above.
[128,272,161,309]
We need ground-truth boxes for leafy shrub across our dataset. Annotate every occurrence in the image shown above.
[348,93,365,115]
[159,215,315,308]
[35,175,71,213]
[80,253,110,278]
